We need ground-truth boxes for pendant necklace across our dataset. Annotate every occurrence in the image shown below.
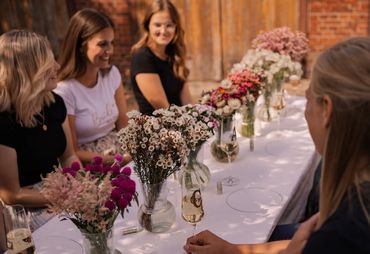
[42,110,47,131]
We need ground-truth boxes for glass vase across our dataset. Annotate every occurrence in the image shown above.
[179,145,211,190]
[210,115,239,163]
[137,181,176,233]
[80,227,113,254]
[256,89,273,122]
[238,103,255,138]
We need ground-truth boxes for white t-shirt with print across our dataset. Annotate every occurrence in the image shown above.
[54,66,121,145]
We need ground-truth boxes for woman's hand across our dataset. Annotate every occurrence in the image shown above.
[184,230,234,254]
[283,213,319,254]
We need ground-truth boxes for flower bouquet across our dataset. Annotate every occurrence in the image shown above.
[232,49,302,121]
[252,26,309,62]
[153,104,219,188]
[41,155,137,254]
[227,68,263,141]
[118,111,189,232]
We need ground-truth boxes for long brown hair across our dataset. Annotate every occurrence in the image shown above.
[311,37,370,227]
[58,8,114,81]
[0,30,55,127]
[131,0,189,81]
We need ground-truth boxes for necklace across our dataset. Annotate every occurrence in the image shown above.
[42,110,47,131]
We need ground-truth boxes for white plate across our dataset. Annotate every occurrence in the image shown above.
[226,187,283,213]
[35,235,83,254]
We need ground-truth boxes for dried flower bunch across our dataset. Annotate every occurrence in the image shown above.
[118,111,189,184]
[252,26,309,62]
[201,68,263,117]
[41,155,137,233]
[153,104,219,150]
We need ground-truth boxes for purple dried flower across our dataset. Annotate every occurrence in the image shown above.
[70,162,81,171]
[111,165,120,174]
[118,198,128,209]
[93,156,103,165]
[84,164,93,171]
[105,200,116,210]
[114,154,123,163]
[111,188,123,201]
[121,166,132,176]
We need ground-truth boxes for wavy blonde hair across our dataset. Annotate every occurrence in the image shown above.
[311,37,370,228]
[131,0,189,81]
[0,30,55,127]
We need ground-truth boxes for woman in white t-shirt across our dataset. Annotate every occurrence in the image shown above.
[55,8,130,164]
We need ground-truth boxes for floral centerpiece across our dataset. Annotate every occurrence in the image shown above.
[41,155,137,254]
[153,104,219,188]
[227,68,264,140]
[232,49,302,121]
[252,26,309,62]
[118,111,189,232]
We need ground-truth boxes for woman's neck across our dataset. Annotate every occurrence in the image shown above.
[148,42,168,61]
[77,65,99,88]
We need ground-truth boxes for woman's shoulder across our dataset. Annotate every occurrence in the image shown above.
[132,47,154,60]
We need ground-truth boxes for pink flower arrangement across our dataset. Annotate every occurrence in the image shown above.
[201,68,263,117]
[41,155,138,233]
[252,26,309,61]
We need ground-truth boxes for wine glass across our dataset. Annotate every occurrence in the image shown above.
[271,89,286,137]
[219,120,240,186]
[2,205,35,254]
[181,169,204,236]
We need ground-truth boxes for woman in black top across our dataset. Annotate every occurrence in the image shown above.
[0,30,78,230]
[184,37,370,254]
[131,0,193,115]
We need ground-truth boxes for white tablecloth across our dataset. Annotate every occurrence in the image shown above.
[32,95,316,254]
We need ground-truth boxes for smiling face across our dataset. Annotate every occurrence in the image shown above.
[84,27,114,70]
[148,11,176,48]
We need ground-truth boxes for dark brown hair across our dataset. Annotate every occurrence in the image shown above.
[58,8,114,81]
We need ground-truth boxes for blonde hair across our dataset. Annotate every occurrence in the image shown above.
[0,30,55,127]
[311,37,370,227]
[131,0,189,81]
[58,8,114,81]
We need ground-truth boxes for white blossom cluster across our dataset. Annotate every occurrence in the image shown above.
[118,111,189,184]
[231,49,303,89]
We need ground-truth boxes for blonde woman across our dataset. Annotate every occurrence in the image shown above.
[131,0,193,115]
[184,37,370,254]
[0,30,79,230]
[55,8,130,164]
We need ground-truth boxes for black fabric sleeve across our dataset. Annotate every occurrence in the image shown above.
[131,48,158,77]
[0,114,16,149]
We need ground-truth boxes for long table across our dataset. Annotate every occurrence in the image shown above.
[32,95,317,254]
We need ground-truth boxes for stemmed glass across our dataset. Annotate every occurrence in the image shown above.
[271,89,286,137]
[181,169,204,236]
[2,205,35,254]
[219,119,240,186]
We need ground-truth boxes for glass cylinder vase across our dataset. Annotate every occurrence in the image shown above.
[137,181,176,233]
[256,89,273,122]
[179,145,211,190]
[210,115,239,163]
[80,227,113,254]
[238,103,255,138]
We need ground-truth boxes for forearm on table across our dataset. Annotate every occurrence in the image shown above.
[232,240,290,254]
[76,149,114,165]
[1,188,49,208]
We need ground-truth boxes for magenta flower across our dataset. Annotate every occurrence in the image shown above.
[114,154,124,163]
[118,198,128,209]
[105,200,116,210]
[121,166,131,176]
[70,162,81,171]
[93,156,103,165]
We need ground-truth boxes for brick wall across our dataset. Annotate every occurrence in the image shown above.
[307,0,369,72]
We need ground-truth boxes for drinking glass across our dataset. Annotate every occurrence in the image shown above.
[181,168,204,236]
[271,89,286,136]
[219,121,240,186]
[3,205,35,254]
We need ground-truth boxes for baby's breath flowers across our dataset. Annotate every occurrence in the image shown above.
[41,155,137,233]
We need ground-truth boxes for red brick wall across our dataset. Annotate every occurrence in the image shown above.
[72,0,134,83]
[307,0,369,72]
